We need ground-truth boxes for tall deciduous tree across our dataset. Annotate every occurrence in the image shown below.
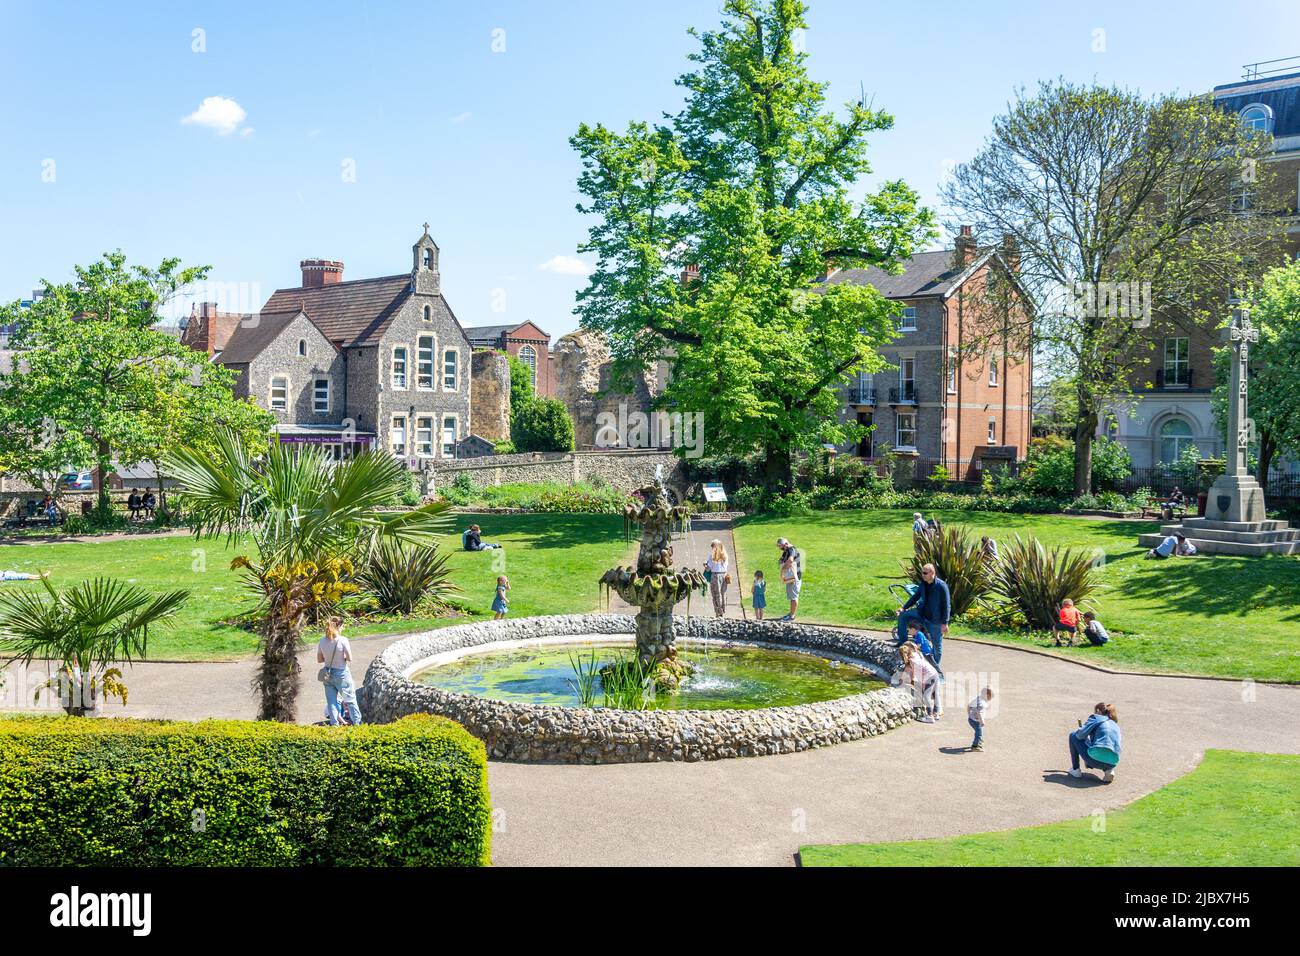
[571,0,935,490]
[0,252,273,508]
[943,80,1288,494]
[1213,259,1300,483]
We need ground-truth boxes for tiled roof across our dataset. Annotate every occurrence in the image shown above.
[822,249,971,299]
[259,274,412,346]
[463,321,550,344]
[217,309,334,366]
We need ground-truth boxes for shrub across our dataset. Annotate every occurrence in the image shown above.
[357,540,461,615]
[512,397,575,452]
[0,714,491,865]
[902,523,995,616]
[730,485,766,512]
[990,534,1102,630]
[1021,435,1131,496]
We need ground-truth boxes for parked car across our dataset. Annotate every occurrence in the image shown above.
[60,471,93,490]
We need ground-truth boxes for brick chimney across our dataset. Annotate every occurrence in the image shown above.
[300,259,345,288]
[181,302,245,356]
[680,263,700,287]
[954,225,977,269]
[999,233,1020,272]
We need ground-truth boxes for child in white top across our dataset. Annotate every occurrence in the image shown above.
[968,687,994,751]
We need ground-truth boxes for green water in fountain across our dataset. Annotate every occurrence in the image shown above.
[412,641,883,710]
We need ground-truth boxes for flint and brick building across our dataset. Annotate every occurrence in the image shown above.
[825,227,1033,480]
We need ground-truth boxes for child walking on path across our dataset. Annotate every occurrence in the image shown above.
[750,570,766,621]
[968,687,994,751]
[492,575,510,620]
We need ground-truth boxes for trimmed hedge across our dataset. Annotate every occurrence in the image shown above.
[0,714,490,866]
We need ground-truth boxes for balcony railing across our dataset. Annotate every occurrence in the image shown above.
[888,384,919,405]
[1155,367,1193,389]
[851,383,877,405]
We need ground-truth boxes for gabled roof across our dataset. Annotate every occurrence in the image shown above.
[823,248,982,299]
[259,274,413,347]
[217,309,338,366]
[463,320,551,343]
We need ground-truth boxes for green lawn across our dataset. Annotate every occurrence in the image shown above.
[800,750,1300,866]
[0,515,631,661]
[732,509,1300,682]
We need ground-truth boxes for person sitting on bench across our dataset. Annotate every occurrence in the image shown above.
[462,524,501,551]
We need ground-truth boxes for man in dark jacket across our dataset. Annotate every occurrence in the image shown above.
[896,563,951,667]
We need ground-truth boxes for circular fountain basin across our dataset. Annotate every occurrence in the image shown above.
[359,613,915,764]
[412,638,884,710]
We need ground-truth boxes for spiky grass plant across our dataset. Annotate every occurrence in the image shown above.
[902,523,995,616]
[356,539,461,615]
[990,534,1102,630]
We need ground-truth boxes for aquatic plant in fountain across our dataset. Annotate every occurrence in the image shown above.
[598,477,705,689]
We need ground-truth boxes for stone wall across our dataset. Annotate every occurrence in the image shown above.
[469,350,510,441]
[427,450,686,492]
[552,329,666,449]
[360,613,915,764]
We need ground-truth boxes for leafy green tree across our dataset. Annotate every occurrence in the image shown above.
[1021,435,1131,497]
[513,397,576,453]
[164,428,455,723]
[571,0,935,489]
[1212,260,1300,482]
[943,80,1287,494]
[0,576,189,716]
[0,251,274,509]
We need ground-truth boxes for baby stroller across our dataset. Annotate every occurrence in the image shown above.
[888,582,944,678]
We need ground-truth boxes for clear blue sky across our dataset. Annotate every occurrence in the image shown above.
[2,0,1297,334]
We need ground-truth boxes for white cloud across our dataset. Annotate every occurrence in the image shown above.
[538,255,592,277]
[450,111,472,124]
[181,96,249,136]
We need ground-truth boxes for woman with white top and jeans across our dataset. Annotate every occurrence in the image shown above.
[317,618,362,726]
[706,539,729,617]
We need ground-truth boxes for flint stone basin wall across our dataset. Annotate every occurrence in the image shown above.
[359,613,914,763]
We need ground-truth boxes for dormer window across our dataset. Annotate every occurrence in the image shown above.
[1240,103,1273,135]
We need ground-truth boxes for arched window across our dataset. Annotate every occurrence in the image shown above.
[518,344,537,387]
[297,339,307,357]
[1159,418,1194,464]
[422,304,432,322]
[422,248,433,269]
[1240,104,1273,135]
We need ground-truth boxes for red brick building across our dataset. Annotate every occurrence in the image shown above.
[462,320,554,397]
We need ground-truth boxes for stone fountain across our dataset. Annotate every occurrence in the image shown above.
[599,478,705,688]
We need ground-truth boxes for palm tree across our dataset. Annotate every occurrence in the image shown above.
[0,576,190,716]
[163,427,454,722]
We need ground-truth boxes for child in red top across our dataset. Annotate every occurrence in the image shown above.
[1056,598,1081,647]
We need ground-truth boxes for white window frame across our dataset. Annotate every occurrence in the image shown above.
[443,348,459,392]
[269,375,289,411]
[518,344,537,388]
[1239,103,1273,135]
[416,335,435,390]
[988,418,997,444]
[312,377,330,414]
[896,411,917,450]
[946,350,957,394]
[1164,337,1189,386]
[1159,418,1194,465]
[441,414,458,458]
[896,306,917,332]
[898,356,915,391]
[415,415,434,458]
[390,414,408,457]
[392,346,409,390]
[988,356,999,387]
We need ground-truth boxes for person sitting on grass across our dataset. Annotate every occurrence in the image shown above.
[1055,598,1081,647]
[968,686,994,752]
[462,524,501,551]
[1,569,49,583]
[1083,610,1109,646]
[911,512,927,536]
[895,641,940,724]
[1068,702,1121,783]
[980,535,999,563]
